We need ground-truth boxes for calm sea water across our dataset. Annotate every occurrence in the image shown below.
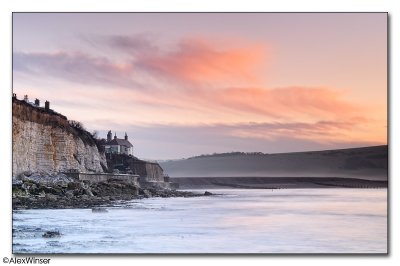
[12,188,387,253]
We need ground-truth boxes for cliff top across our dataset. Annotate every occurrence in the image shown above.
[12,97,67,120]
[12,96,99,148]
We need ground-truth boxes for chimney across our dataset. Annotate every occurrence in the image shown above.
[24,95,29,102]
[45,100,50,110]
[12,93,16,99]
[34,98,40,106]
[125,132,128,140]
[114,132,117,140]
[107,130,112,142]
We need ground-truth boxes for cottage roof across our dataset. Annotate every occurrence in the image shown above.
[107,138,133,148]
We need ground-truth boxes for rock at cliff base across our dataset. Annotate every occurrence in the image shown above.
[12,179,23,185]
[141,189,152,198]
[20,172,74,186]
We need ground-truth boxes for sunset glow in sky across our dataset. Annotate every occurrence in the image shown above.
[13,13,387,159]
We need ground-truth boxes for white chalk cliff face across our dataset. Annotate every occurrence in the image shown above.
[12,99,106,178]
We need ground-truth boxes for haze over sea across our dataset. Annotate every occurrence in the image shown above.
[13,188,387,253]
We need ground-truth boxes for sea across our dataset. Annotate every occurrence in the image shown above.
[12,188,387,254]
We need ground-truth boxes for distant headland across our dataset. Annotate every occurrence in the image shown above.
[160,146,388,189]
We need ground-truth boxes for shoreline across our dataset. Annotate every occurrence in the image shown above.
[12,190,203,210]
[12,176,387,210]
[171,176,388,190]
[12,179,204,210]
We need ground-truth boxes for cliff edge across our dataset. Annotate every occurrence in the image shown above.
[12,97,107,178]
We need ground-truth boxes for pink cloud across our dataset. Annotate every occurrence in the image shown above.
[117,120,386,150]
[15,35,268,88]
[13,35,385,147]
[208,86,361,119]
[14,50,369,123]
[127,37,267,85]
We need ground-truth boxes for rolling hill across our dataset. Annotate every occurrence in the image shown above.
[159,146,388,189]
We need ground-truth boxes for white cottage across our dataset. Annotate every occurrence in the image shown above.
[104,131,133,156]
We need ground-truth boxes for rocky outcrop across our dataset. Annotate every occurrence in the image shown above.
[12,179,201,209]
[12,98,107,178]
[13,171,74,186]
[42,231,61,238]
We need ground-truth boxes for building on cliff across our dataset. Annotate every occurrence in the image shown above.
[103,131,133,156]
[15,94,53,112]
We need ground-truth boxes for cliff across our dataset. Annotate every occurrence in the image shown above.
[12,98,107,178]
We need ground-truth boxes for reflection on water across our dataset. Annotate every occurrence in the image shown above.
[13,189,387,253]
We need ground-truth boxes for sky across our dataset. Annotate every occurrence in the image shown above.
[12,13,387,160]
